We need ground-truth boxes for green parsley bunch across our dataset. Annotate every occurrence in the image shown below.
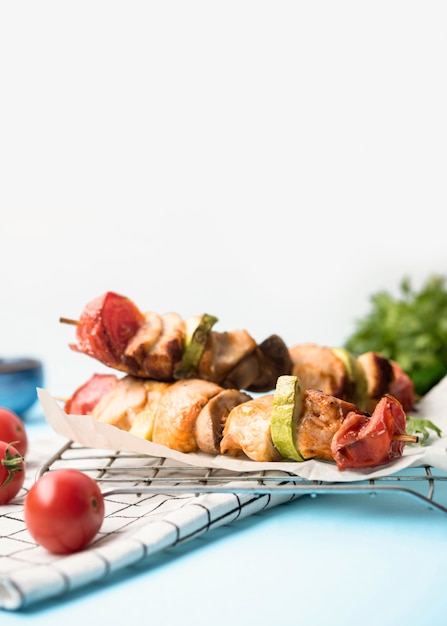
[344,274,447,397]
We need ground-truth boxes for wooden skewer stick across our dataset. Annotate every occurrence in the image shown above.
[59,317,79,326]
[393,434,419,443]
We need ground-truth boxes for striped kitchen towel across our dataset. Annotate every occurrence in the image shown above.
[0,435,297,611]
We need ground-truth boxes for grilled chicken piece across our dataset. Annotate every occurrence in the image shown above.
[137,312,185,380]
[297,389,368,461]
[220,394,283,462]
[128,380,170,440]
[123,312,185,380]
[151,379,222,453]
[123,311,163,371]
[194,389,252,454]
[289,343,351,399]
[356,351,394,413]
[91,375,149,430]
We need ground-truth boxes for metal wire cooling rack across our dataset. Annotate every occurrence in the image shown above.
[37,440,447,516]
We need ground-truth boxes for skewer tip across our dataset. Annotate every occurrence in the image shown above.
[393,433,419,444]
[59,317,79,326]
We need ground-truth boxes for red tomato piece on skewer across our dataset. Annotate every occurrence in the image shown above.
[70,292,146,368]
[331,394,407,471]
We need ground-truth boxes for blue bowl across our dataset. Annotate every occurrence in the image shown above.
[0,358,44,416]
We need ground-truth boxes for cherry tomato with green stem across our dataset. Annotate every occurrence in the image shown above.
[0,441,25,504]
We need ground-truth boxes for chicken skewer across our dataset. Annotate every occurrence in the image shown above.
[288,343,415,412]
[60,292,292,393]
[221,382,417,470]
[63,373,418,471]
[60,294,416,410]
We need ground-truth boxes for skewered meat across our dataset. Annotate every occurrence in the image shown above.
[123,311,164,366]
[91,375,150,430]
[289,344,351,399]
[150,379,224,453]
[221,387,413,470]
[63,294,415,408]
[128,381,171,441]
[125,312,185,380]
[295,390,368,461]
[220,395,282,462]
[289,343,415,412]
[67,374,253,455]
[63,292,292,392]
[63,371,416,470]
[221,389,369,463]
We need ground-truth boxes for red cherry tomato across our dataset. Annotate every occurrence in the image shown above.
[0,441,25,504]
[24,469,105,554]
[0,407,28,458]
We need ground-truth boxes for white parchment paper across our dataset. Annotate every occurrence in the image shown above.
[38,376,447,482]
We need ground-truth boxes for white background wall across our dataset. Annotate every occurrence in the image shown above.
[1,1,446,398]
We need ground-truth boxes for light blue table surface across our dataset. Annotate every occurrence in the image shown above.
[3,404,447,626]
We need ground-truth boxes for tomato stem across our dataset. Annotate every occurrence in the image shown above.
[1,444,24,487]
